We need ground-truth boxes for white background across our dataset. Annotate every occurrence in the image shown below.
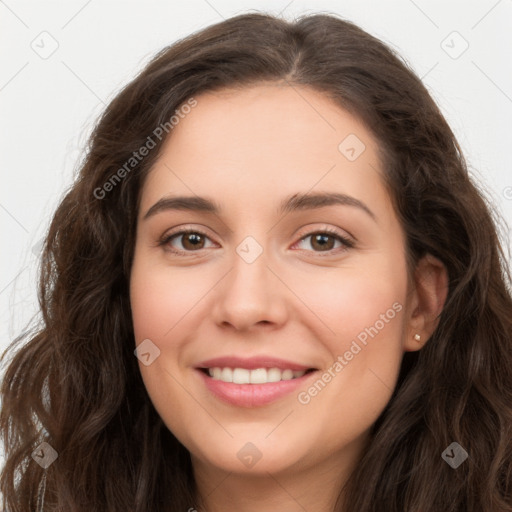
[1,0,511,385]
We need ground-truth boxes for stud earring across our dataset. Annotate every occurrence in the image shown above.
[414,334,421,342]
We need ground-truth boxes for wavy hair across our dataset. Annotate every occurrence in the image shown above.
[1,11,511,512]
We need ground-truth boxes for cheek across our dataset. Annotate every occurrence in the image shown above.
[288,256,407,353]
[129,257,204,438]
[130,258,208,342]
[289,255,407,420]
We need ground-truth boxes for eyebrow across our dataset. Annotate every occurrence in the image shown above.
[143,191,376,222]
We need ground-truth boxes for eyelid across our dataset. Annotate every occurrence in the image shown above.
[159,224,355,256]
[294,224,355,244]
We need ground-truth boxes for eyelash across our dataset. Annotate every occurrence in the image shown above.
[158,226,355,257]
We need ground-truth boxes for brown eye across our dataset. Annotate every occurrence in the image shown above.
[294,229,354,255]
[160,229,215,254]
[180,232,206,250]
[310,233,336,251]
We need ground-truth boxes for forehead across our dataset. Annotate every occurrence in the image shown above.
[140,83,390,222]
[159,83,379,165]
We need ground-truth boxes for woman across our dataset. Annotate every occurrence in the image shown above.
[1,11,511,512]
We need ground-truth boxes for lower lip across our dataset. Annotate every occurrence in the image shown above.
[196,369,316,407]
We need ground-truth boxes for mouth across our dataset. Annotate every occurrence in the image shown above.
[194,360,319,407]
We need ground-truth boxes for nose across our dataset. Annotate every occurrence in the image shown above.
[211,246,289,332]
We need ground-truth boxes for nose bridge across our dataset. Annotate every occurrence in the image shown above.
[212,232,287,329]
[233,234,269,293]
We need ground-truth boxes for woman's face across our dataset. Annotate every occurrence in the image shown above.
[130,83,417,479]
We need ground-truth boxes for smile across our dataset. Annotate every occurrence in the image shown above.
[195,356,319,407]
[195,358,319,407]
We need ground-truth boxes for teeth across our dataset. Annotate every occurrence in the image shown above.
[233,368,250,384]
[250,368,267,384]
[207,367,307,384]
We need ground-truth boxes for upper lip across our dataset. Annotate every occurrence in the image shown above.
[196,356,317,371]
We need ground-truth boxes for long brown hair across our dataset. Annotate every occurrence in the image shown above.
[1,12,511,512]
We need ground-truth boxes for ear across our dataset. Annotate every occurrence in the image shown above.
[404,253,449,352]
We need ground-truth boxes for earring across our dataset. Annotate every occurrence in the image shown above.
[414,334,421,342]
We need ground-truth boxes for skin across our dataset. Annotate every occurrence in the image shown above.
[130,82,448,512]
